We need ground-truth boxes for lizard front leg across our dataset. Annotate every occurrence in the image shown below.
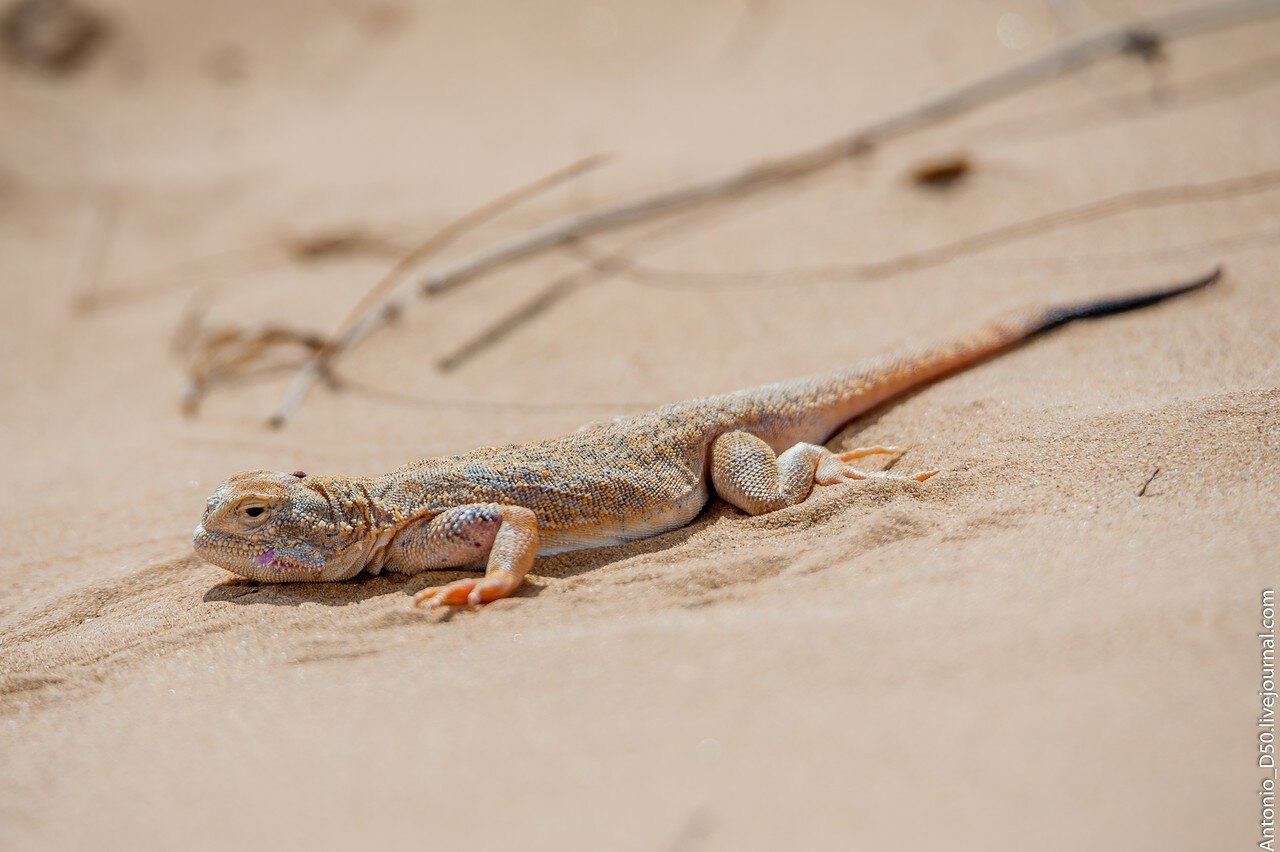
[710,431,936,516]
[400,503,539,608]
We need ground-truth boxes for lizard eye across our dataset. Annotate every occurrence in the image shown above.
[243,506,266,518]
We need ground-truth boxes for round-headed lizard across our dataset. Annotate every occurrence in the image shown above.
[193,268,1220,609]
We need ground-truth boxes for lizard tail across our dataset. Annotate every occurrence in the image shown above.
[918,264,1222,383]
[796,265,1223,443]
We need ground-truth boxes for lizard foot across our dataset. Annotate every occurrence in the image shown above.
[815,446,936,485]
[413,575,520,609]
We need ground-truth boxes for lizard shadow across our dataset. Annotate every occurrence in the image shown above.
[203,570,476,607]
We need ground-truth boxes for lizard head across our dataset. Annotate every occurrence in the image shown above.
[193,470,366,582]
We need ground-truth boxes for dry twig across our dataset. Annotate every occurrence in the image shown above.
[437,210,714,371]
[267,0,1280,426]
[264,153,609,426]
[1137,467,1161,497]
[331,153,610,347]
[607,168,1280,291]
[175,304,329,416]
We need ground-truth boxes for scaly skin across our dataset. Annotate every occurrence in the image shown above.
[193,270,1218,609]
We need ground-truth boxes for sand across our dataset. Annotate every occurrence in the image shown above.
[2,1,1278,849]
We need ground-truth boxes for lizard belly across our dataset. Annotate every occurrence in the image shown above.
[537,481,709,555]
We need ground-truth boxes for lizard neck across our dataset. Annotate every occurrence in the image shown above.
[310,475,399,527]
[307,475,407,574]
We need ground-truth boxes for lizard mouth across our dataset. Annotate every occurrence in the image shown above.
[192,521,335,580]
[255,549,314,572]
[192,527,348,581]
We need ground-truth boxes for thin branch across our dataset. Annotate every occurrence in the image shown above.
[956,47,1280,148]
[1047,0,1169,116]
[268,0,1280,426]
[330,152,611,347]
[435,248,629,373]
[436,207,719,371]
[265,153,610,427]
[606,168,1280,291]
[1137,467,1161,497]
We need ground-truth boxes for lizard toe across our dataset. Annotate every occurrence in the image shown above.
[837,445,903,463]
[413,578,480,608]
[414,576,519,609]
[468,576,519,605]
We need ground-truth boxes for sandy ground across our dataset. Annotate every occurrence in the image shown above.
[2,1,1278,849]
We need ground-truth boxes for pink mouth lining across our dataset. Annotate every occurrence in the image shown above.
[255,549,315,572]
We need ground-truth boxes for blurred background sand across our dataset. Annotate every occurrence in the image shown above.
[1,1,1277,849]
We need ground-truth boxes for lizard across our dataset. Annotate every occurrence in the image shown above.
[193,267,1220,609]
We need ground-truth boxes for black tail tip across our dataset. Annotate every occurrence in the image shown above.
[1040,264,1223,333]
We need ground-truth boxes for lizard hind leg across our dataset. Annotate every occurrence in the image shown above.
[710,430,829,516]
[710,431,935,517]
